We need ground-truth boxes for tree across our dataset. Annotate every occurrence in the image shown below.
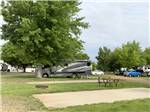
[1,1,89,66]
[74,52,89,60]
[108,50,121,71]
[96,41,146,71]
[96,47,111,71]
[143,47,150,65]
[1,42,32,72]
[114,41,145,68]
[91,62,97,71]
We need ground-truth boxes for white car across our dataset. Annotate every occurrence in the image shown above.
[26,68,35,72]
[92,70,104,75]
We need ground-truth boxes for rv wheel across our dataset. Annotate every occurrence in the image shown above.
[42,73,49,78]
[72,73,77,79]
[72,73,81,79]
[76,74,81,79]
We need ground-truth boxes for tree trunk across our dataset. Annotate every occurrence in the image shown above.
[16,66,19,72]
[36,67,42,78]
[22,65,26,73]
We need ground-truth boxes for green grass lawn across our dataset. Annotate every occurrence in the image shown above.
[1,72,150,112]
[1,72,74,83]
[50,99,150,112]
[2,81,150,96]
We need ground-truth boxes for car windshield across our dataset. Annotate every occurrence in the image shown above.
[128,69,134,72]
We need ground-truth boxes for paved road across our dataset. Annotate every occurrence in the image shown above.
[27,80,97,84]
[109,75,150,84]
[33,88,150,108]
[27,75,150,84]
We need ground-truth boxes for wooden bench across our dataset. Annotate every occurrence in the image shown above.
[98,77,119,87]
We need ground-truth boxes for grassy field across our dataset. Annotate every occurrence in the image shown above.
[1,72,150,112]
[50,99,150,112]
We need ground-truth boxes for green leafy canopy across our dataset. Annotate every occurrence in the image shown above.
[1,1,89,65]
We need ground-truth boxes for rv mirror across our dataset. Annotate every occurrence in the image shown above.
[87,61,91,66]
[64,63,68,66]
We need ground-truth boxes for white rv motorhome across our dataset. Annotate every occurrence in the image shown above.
[36,60,92,78]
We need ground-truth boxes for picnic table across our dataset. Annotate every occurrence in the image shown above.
[98,77,119,87]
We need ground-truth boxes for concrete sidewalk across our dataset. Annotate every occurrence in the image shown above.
[33,88,150,108]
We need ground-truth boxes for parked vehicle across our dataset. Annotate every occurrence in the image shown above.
[115,68,127,75]
[143,66,150,76]
[137,65,150,76]
[0,61,17,72]
[92,70,104,75]
[124,70,142,77]
[26,67,35,72]
[36,60,92,78]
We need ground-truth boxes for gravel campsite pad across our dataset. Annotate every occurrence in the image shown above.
[33,88,150,108]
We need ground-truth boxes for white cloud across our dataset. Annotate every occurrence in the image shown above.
[79,2,149,61]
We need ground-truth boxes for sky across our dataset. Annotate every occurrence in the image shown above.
[0,0,149,61]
